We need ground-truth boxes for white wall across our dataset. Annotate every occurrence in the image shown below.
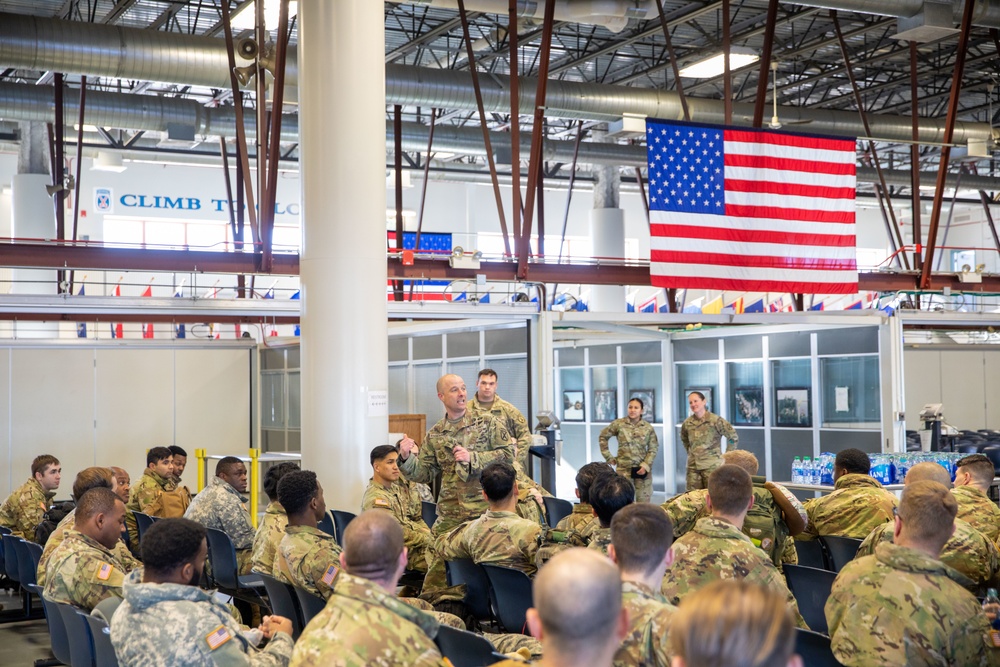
[903,346,1000,431]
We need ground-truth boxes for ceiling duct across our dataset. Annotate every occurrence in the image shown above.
[781,0,1000,28]
[403,0,661,32]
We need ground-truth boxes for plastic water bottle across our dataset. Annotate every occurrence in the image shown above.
[811,459,821,485]
[802,457,812,485]
[792,457,802,484]
[820,453,835,485]
[983,589,1000,631]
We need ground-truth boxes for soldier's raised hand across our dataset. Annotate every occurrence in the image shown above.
[453,445,471,463]
[399,435,417,459]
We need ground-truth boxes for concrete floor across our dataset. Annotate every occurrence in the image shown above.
[0,587,57,666]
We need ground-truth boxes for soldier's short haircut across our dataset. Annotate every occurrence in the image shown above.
[670,580,795,667]
[956,454,996,485]
[899,480,958,545]
[146,447,172,466]
[263,461,300,502]
[276,470,319,516]
[688,391,705,401]
[610,504,674,576]
[722,450,759,476]
[576,462,615,504]
[370,444,399,466]
[590,473,635,528]
[708,465,753,516]
[835,448,871,475]
[75,487,120,523]
[215,456,243,476]
[481,461,517,502]
[31,454,59,477]
[168,445,188,458]
[72,467,114,500]
[141,518,207,576]
[533,548,623,653]
[342,510,404,582]
[477,369,497,380]
[904,461,951,486]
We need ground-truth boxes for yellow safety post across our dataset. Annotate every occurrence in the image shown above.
[249,448,260,528]
[195,448,207,493]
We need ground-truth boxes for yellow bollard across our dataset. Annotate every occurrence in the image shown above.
[195,448,207,493]
[248,448,260,528]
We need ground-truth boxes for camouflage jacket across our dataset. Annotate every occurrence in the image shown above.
[679,411,738,471]
[361,478,431,543]
[468,393,533,471]
[0,477,54,539]
[555,503,598,539]
[127,468,177,515]
[953,485,1000,543]
[251,502,288,575]
[661,490,709,537]
[799,473,898,540]
[400,412,513,523]
[184,476,255,550]
[111,577,294,666]
[436,510,543,576]
[38,508,138,587]
[588,526,613,557]
[274,525,343,600]
[289,572,446,667]
[44,529,126,612]
[856,518,998,594]
[660,517,806,628]
[613,580,676,667]
[826,542,1000,667]
[599,418,659,472]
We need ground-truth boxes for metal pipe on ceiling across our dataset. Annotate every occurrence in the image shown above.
[402,0,660,32]
[783,0,1000,28]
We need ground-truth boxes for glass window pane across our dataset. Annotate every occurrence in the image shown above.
[560,368,585,424]
[145,221,186,249]
[447,331,481,358]
[103,218,144,247]
[677,363,720,419]
[261,372,285,428]
[413,362,444,422]
[728,361,764,427]
[413,335,442,360]
[484,327,526,355]
[625,365,662,424]
[485,357,529,418]
[287,371,300,429]
[186,222,227,251]
[591,367,619,422]
[820,356,880,425]
[388,366,408,414]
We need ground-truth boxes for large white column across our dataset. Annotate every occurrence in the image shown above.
[589,129,626,312]
[298,0,388,510]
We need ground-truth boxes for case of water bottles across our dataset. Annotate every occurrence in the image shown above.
[790,451,965,485]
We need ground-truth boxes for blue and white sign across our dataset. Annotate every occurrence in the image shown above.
[94,187,113,213]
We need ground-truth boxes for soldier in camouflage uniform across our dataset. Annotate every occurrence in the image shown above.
[587,473,635,557]
[111,518,294,667]
[291,511,448,667]
[251,461,299,574]
[272,470,343,599]
[679,391,738,491]
[599,398,660,503]
[0,454,60,539]
[184,457,256,574]
[555,461,614,539]
[126,447,182,541]
[953,454,1000,543]
[797,447,897,541]
[468,369,534,472]
[437,462,544,576]
[826,479,1000,666]
[660,466,808,629]
[44,487,128,612]
[609,504,677,667]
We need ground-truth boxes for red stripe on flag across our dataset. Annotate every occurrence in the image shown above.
[725,153,856,176]
[651,224,855,247]
[651,250,857,271]
[723,129,857,153]
[724,204,854,224]
[725,179,855,200]
[650,275,858,294]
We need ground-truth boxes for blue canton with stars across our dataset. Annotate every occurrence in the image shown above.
[646,120,725,216]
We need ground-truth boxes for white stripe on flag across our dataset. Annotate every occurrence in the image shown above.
[651,237,858,260]
[725,190,856,213]
[651,212,854,236]
[725,140,857,165]
[723,166,857,189]
[649,262,858,283]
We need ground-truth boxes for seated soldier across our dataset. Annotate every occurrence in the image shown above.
[827,480,1000,666]
[290,511,448,667]
[44,487,128,612]
[273,470,342,599]
[797,448,897,541]
[953,454,1000,542]
[437,461,544,576]
[111,518,294,666]
[661,465,807,628]
[609,503,677,667]
[0,454,60,539]
[670,580,803,667]
[167,445,194,507]
[184,456,256,574]
[110,466,132,547]
[251,461,299,574]
[126,447,187,543]
[588,472,635,556]
[857,461,1000,594]
[555,461,614,539]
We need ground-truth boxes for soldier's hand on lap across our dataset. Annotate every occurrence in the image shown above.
[453,446,471,463]
[529,488,544,506]
[261,615,293,638]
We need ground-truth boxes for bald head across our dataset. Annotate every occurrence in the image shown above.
[905,461,952,487]
[436,374,468,418]
[341,510,405,587]
[530,548,623,655]
[436,374,462,394]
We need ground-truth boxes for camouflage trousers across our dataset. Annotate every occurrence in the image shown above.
[486,633,543,659]
[419,514,468,606]
[406,532,434,573]
[620,470,653,503]
[685,466,717,491]
[400,597,466,629]
[236,548,254,576]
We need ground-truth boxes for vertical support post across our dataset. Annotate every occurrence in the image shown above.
[752,0,780,128]
[410,108,437,301]
[248,448,259,528]
[68,76,87,296]
[195,448,207,493]
[654,0,690,121]
[909,41,923,271]
[722,0,732,125]
[393,104,404,301]
[53,73,66,294]
[260,0,291,274]
[509,0,522,256]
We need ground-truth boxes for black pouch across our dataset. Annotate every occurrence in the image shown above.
[631,467,649,480]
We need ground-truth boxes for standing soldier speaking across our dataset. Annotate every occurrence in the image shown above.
[599,398,659,503]
[680,391,738,491]
[468,368,534,472]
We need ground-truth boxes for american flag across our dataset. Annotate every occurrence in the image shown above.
[646,119,858,294]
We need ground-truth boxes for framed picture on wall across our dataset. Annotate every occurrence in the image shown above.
[629,389,656,423]
[563,391,585,421]
[776,387,811,427]
[593,389,617,422]
[683,387,713,414]
[732,386,764,426]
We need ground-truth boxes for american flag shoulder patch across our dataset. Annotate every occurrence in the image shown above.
[321,564,338,585]
[206,625,232,650]
[373,497,391,508]
[96,563,114,581]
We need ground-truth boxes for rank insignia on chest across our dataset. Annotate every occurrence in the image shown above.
[374,498,390,508]
[322,564,339,585]
[96,563,114,581]
[206,625,232,650]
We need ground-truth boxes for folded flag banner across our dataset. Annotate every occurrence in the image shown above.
[646,119,858,294]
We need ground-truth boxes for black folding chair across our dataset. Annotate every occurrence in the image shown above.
[445,559,494,626]
[2,534,22,584]
[542,497,573,528]
[481,564,533,634]
[793,538,830,571]
[434,624,504,667]
[204,527,267,623]
[794,628,840,666]
[35,586,72,667]
[132,512,155,546]
[330,510,356,547]
[83,615,118,667]
[819,536,862,572]
[15,538,44,618]
[258,572,304,640]
[316,512,335,538]
[421,502,438,530]
[783,564,836,635]
[57,603,93,667]
[293,586,328,627]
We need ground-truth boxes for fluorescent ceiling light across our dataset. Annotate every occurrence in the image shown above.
[679,47,759,79]
[230,0,298,32]
[91,151,127,173]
